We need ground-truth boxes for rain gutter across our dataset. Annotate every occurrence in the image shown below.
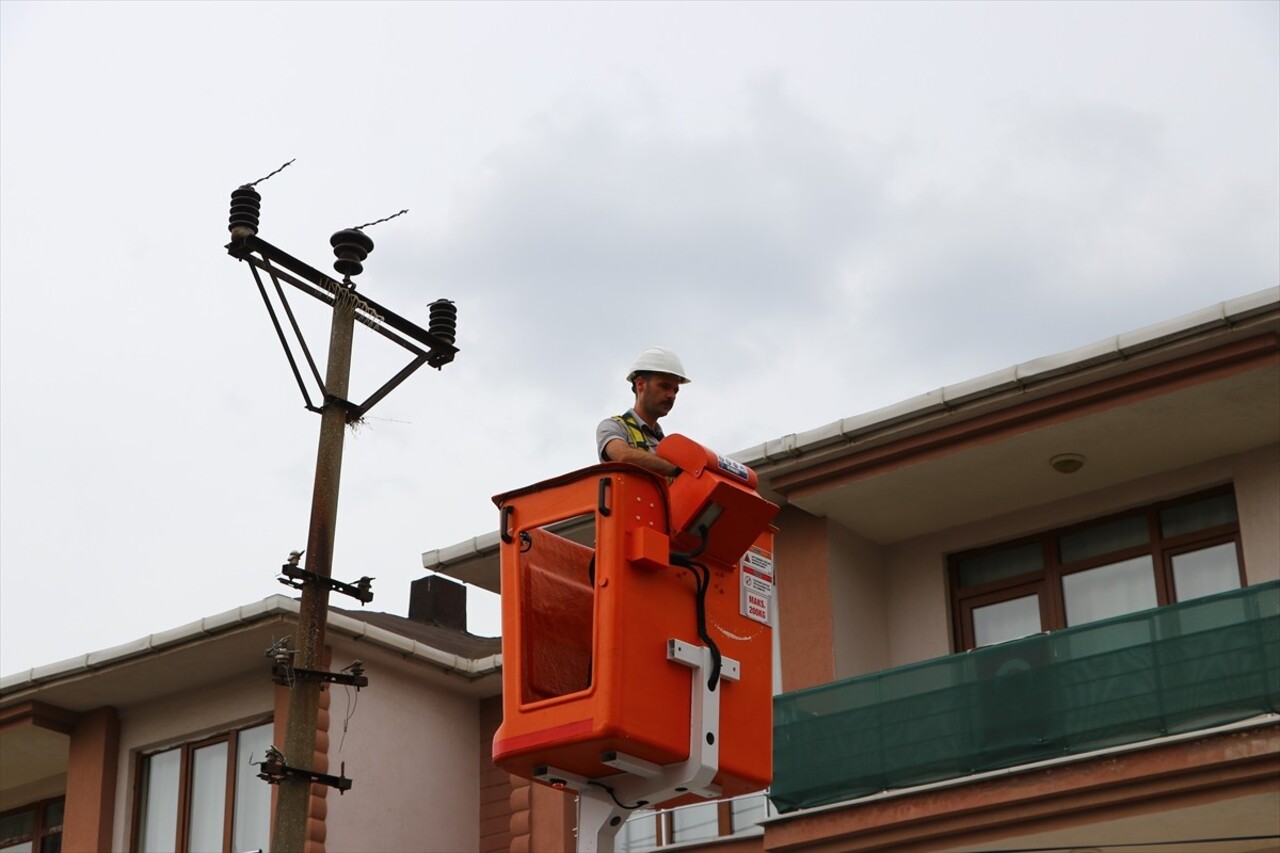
[732,286,1278,471]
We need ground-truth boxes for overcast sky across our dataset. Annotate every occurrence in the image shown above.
[1,1,1276,676]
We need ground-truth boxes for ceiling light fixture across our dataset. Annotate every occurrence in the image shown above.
[1051,453,1086,474]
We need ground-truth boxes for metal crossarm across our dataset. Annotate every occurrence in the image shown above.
[227,234,458,420]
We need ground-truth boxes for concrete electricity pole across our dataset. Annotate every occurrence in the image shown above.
[226,169,458,852]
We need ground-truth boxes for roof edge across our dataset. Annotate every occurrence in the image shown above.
[733,286,1278,471]
[0,594,501,697]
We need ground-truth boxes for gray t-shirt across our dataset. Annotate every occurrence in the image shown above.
[596,409,665,461]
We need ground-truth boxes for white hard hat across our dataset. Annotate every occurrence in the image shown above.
[627,347,691,384]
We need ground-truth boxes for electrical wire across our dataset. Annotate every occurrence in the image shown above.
[337,682,358,753]
[671,525,722,691]
[245,158,295,187]
[352,208,409,231]
[586,779,649,810]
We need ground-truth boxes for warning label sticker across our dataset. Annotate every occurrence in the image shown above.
[740,544,774,625]
[743,589,771,625]
[741,546,774,584]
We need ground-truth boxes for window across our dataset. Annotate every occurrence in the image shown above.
[132,720,273,853]
[972,592,1042,647]
[670,801,721,844]
[616,792,775,851]
[951,488,1245,650]
[0,798,63,853]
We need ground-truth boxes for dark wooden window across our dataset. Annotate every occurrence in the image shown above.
[951,487,1245,651]
[0,797,64,853]
[130,720,273,853]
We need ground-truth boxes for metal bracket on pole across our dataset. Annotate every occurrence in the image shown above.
[270,663,369,690]
[534,639,739,853]
[279,562,375,604]
[256,752,353,794]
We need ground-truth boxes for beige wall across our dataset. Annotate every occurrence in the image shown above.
[1234,444,1280,583]
[323,638,482,853]
[826,524,888,680]
[813,443,1280,674]
[882,536,954,667]
[105,642,485,853]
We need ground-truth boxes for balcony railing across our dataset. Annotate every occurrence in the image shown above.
[772,581,1280,813]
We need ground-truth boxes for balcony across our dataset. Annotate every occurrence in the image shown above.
[772,580,1280,813]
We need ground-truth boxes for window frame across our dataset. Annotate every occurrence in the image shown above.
[950,486,1245,651]
[957,579,1053,651]
[129,719,271,853]
[1164,535,1246,601]
[0,796,64,853]
[617,791,775,850]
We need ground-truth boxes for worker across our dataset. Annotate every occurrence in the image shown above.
[596,346,689,477]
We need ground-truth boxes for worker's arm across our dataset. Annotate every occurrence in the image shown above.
[601,438,681,477]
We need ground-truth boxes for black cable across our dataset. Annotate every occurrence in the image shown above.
[670,554,722,690]
[670,525,723,691]
[671,526,710,562]
[586,779,649,810]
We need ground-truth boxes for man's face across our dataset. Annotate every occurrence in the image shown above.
[636,372,681,420]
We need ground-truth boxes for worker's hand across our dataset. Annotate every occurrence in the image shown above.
[603,439,681,477]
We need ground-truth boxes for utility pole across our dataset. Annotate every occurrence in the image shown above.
[273,263,355,853]
[226,168,458,852]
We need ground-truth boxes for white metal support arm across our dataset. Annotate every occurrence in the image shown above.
[534,639,740,853]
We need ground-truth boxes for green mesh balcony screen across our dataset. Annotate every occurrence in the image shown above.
[771,581,1280,813]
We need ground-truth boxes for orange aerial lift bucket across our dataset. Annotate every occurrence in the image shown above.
[492,436,779,813]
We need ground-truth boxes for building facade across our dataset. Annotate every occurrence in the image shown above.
[4,288,1276,853]
[0,580,501,853]
[430,287,1279,853]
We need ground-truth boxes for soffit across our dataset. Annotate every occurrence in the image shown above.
[0,725,69,798]
[783,361,1279,544]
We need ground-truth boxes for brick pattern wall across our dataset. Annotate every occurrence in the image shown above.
[305,683,331,853]
[480,696,520,853]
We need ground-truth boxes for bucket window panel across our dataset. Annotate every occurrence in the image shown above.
[519,517,597,703]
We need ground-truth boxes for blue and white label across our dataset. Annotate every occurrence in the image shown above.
[717,454,751,481]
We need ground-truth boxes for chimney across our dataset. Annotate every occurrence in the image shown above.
[408,574,467,632]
